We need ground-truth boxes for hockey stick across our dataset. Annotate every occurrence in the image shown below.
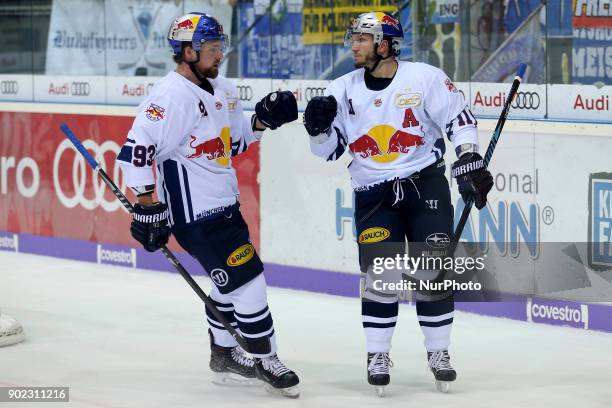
[449,63,527,253]
[59,124,251,352]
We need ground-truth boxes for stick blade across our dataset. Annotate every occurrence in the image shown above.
[517,63,527,80]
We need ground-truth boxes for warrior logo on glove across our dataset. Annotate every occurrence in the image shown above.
[451,152,494,210]
[131,202,171,252]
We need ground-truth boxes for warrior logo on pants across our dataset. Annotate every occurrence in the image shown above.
[210,268,229,287]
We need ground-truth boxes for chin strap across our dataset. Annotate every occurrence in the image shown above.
[188,51,207,83]
[365,43,393,74]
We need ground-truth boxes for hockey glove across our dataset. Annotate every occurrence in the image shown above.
[130,202,171,252]
[303,95,337,136]
[254,91,298,130]
[451,153,494,210]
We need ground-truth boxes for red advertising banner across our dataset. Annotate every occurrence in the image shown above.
[0,111,260,252]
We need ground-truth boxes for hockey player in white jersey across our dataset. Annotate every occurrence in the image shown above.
[118,13,299,397]
[304,12,493,396]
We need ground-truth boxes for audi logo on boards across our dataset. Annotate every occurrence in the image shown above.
[512,92,540,110]
[53,139,126,212]
[304,87,325,102]
[236,85,253,101]
[70,82,90,96]
[1,80,19,95]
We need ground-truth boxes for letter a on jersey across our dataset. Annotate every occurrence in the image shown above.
[402,108,419,128]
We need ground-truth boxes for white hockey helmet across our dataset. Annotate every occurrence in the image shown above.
[344,12,404,56]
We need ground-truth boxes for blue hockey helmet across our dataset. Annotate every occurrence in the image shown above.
[344,12,403,56]
[167,12,228,55]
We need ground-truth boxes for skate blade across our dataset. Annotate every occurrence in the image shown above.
[375,386,386,397]
[435,380,451,393]
[264,384,300,398]
[212,371,261,387]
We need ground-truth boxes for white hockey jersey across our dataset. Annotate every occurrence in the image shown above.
[118,71,260,228]
[310,61,479,188]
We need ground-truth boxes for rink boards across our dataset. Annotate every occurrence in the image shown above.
[1,99,611,334]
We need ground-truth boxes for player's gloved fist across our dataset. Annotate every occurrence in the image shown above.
[130,202,171,252]
[451,153,493,210]
[255,91,298,130]
[303,95,337,136]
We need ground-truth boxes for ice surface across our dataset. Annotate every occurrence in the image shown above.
[1,252,611,408]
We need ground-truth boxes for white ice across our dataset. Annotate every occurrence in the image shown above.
[1,251,611,408]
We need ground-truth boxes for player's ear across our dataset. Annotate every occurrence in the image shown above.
[183,45,197,62]
[380,38,391,57]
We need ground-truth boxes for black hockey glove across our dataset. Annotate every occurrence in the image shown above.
[130,202,171,252]
[254,91,298,130]
[303,95,337,136]
[451,153,494,210]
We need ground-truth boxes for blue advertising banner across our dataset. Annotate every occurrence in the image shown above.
[239,0,411,79]
[240,1,340,79]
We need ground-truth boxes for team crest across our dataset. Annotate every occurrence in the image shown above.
[445,78,458,93]
[145,103,165,121]
[374,98,382,107]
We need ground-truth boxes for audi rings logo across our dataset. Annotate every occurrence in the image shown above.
[1,80,19,95]
[53,139,126,211]
[512,92,540,110]
[305,87,326,102]
[236,85,253,101]
[71,82,91,96]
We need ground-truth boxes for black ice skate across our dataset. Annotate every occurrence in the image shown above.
[427,350,457,393]
[254,354,300,398]
[367,352,393,397]
[209,331,258,386]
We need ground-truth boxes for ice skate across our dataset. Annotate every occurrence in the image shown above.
[209,331,259,386]
[367,352,393,397]
[0,312,25,347]
[255,354,300,398]
[427,350,456,393]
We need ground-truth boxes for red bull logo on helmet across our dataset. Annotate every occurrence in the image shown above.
[380,14,400,30]
[187,127,231,167]
[175,15,200,32]
[349,124,423,163]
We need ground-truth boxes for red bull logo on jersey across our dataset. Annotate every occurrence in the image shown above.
[145,103,165,121]
[388,130,424,153]
[349,125,424,163]
[187,127,231,166]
